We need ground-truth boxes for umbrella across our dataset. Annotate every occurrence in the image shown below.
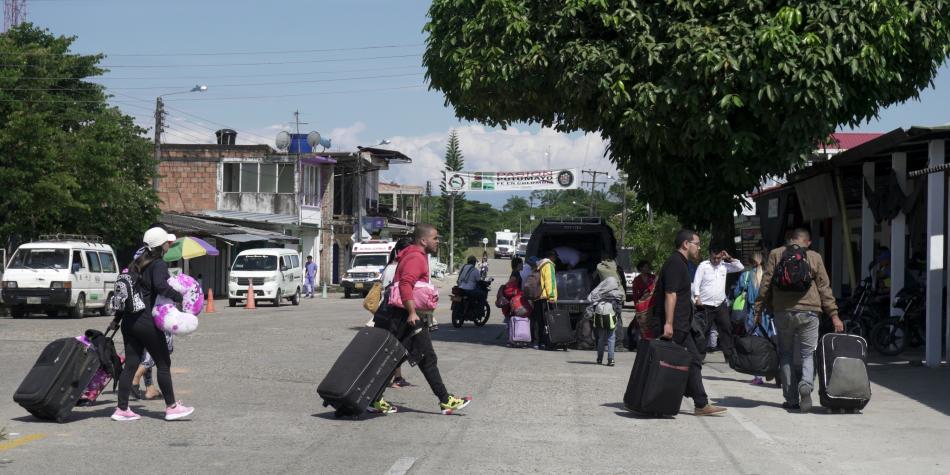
[163,236,220,262]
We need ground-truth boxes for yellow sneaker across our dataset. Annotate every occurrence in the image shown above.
[367,398,397,414]
[439,395,472,415]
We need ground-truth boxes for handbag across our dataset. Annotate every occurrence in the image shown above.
[388,281,439,311]
[362,281,384,314]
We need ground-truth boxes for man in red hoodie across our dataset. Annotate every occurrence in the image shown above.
[369,223,473,415]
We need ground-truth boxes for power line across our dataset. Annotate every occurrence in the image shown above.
[161,84,426,101]
[0,42,424,57]
[0,53,422,69]
[1,64,423,81]
[0,72,424,92]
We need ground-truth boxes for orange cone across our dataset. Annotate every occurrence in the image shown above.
[245,283,257,310]
[205,288,216,313]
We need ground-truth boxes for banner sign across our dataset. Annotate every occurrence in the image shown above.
[444,169,579,192]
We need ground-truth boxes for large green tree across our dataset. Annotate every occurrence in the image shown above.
[423,0,950,244]
[0,24,159,250]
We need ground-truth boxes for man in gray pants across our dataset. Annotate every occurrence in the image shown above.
[753,228,842,413]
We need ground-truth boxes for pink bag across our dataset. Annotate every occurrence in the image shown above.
[388,281,439,311]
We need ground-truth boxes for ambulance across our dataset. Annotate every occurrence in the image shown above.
[341,240,396,298]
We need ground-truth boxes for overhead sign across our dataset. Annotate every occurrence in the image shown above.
[444,169,579,192]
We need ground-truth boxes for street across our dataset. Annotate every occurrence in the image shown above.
[1,258,949,474]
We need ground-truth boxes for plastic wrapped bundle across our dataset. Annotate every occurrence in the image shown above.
[152,274,203,335]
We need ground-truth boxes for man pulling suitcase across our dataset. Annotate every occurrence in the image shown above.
[369,223,472,415]
[646,230,727,417]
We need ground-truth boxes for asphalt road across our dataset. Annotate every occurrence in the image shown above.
[1,258,949,474]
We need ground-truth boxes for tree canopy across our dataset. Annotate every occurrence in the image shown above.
[423,0,950,233]
[0,24,159,250]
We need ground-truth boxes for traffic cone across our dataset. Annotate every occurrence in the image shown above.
[205,288,216,313]
[245,283,257,310]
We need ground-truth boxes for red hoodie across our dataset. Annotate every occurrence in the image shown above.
[394,244,429,307]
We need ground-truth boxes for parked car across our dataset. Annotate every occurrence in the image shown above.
[228,248,302,307]
[1,235,119,318]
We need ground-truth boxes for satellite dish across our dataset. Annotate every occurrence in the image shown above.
[319,137,331,150]
[307,131,322,149]
[275,131,291,151]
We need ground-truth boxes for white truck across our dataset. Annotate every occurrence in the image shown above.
[493,230,519,259]
[341,240,396,298]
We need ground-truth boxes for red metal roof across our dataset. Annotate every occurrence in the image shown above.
[821,132,884,151]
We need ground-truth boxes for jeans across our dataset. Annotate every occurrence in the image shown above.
[304,277,316,296]
[774,310,820,405]
[672,329,709,408]
[594,327,615,361]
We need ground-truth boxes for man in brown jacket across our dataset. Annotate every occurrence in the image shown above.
[754,228,842,413]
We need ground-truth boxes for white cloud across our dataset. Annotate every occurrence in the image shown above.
[328,123,617,188]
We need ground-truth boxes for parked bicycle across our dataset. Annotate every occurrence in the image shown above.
[869,287,925,356]
[840,277,885,338]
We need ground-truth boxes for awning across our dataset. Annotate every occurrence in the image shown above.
[214,233,273,243]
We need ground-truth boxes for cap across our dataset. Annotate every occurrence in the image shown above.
[143,227,169,249]
[167,234,177,243]
[526,256,540,267]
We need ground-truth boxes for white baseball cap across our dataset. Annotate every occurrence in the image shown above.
[167,234,177,243]
[143,227,169,249]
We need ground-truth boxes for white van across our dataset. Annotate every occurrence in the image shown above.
[1,236,119,318]
[227,248,302,307]
[342,240,396,298]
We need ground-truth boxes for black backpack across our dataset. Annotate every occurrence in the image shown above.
[772,245,813,292]
[111,272,146,315]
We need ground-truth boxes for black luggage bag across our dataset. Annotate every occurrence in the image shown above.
[623,339,691,416]
[317,327,408,417]
[729,326,779,378]
[14,337,102,423]
[544,304,575,349]
[817,333,871,411]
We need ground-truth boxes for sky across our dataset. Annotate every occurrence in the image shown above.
[26,0,950,208]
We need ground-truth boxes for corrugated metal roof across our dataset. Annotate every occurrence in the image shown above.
[197,210,299,225]
[160,213,298,243]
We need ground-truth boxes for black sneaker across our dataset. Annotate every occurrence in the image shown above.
[596,358,603,365]
[607,359,615,367]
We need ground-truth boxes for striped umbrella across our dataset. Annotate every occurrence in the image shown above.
[163,236,220,262]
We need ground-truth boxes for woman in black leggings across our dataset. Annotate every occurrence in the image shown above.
[112,227,194,422]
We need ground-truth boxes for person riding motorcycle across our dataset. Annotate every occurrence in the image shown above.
[455,256,488,317]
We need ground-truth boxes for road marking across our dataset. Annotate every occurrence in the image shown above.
[0,434,46,452]
[726,407,773,441]
[384,456,416,475]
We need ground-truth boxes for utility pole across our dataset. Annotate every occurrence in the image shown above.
[449,193,455,273]
[619,172,628,247]
[153,97,165,191]
[293,111,308,228]
[581,169,612,216]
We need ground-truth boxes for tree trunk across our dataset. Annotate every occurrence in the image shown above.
[710,212,737,255]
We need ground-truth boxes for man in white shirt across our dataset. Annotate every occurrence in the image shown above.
[693,246,744,360]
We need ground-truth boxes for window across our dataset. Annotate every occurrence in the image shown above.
[232,255,277,271]
[223,163,240,192]
[85,251,101,273]
[280,256,291,270]
[278,164,294,193]
[99,252,116,273]
[71,251,84,272]
[302,165,321,206]
[8,249,69,269]
[241,163,259,193]
[291,255,300,268]
[260,163,277,193]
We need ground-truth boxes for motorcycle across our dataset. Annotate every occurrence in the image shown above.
[451,278,492,327]
[840,277,886,338]
[869,287,925,356]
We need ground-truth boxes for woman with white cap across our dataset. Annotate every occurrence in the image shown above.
[112,227,194,421]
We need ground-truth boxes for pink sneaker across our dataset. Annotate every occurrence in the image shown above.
[111,407,141,421]
[165,401,195,421]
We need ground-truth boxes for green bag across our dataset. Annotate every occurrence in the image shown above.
[732,272,749,312]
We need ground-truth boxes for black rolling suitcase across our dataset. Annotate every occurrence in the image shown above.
[317,327,408,417]
[623,339,691,416]
[543,303,575,349]
[817,333,871,412]
[14,337,102,422]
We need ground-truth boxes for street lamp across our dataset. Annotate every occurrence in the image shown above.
[153,85,209,190]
